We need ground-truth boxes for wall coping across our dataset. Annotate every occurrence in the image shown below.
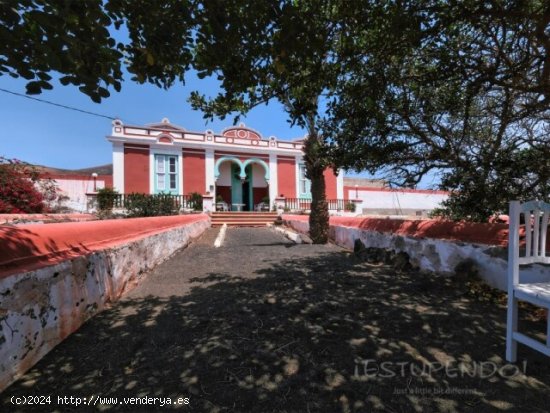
[282,215,510,246]
[0,213,96,224]
[0,214,209,278]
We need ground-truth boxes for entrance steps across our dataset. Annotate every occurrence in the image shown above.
[211,212,278,227]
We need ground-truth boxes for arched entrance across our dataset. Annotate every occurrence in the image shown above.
[214,157,269,211]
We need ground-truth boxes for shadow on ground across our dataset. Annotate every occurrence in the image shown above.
[2,251,550,412]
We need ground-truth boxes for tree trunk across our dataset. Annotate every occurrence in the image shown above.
[308,166,329,243]
[303,124,329,244]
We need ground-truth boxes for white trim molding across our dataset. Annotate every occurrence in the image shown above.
[337,169,344,199]
[269,153,278,203]
[205,148,215,194]
[149,146,183,195]
[295,156,301,198]
[112,142,124,193]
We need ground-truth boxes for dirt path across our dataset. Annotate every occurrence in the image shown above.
[2,228,550,412]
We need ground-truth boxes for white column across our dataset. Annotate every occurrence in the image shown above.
[202,194,214,212]
[112,142,124,193]
[149,150,155,194]
[295,155,301,198]
[336,169,344,199]
[178,151,184,195]
[269,153,278,203]
[205,148,215,194]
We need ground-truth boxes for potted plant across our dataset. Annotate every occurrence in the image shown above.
[188,192,203,211]
[345,202,356,212]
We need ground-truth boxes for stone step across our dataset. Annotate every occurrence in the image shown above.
[211,221,273,227]
[211,217,276,222]
[211,213,277,217]
[211,217,276,219]
[210,211,278,227]
[211,216,276,221]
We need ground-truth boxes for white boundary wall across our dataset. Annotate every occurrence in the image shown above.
[284,218,550,292]
[349,189,448,215]
[53,178,106,212]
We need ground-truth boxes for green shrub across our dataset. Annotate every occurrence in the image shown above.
[124,193,179,217]
[188,192,203,211]
[156,193,179,215]
[345,202,356,212]
[97,187,118,212]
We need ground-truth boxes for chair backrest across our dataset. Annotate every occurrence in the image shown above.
[509,200,550,272]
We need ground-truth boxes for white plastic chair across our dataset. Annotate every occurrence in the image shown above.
[216,201,229,211]
[506,200,550,362]
[255,202,269,212]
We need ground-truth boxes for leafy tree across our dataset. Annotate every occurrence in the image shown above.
[1,0,195,102]
[325,0,550,221]
[435,146,550,221]
[450,0,550,111]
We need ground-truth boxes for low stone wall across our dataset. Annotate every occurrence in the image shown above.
[0,215,209,391]
[0,213,96,225]
[282,215,550,291]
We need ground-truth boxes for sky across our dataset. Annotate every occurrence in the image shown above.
[0,71,308,170]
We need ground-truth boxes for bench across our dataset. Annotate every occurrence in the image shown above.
[506,200,550,362]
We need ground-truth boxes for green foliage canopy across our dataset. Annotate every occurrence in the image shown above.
[324,0,550,221]
[0,0,195,102]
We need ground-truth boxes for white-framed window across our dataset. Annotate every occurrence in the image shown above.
[299,164,311,198]
[155,154,178,193]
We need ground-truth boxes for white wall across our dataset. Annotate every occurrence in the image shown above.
[252,163,268,188]
[217,162,232,186]
[53,179,106,212]
[349,189,448,214]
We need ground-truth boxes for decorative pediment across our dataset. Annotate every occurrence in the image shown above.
[157,133,174,144]
[222,123,261,140]
[146,117,186,132]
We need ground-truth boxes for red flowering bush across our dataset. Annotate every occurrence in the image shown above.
[0,156,53,213]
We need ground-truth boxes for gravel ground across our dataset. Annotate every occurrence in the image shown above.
[2,227,550,412]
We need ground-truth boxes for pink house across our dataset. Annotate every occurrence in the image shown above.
[108,118,344,211]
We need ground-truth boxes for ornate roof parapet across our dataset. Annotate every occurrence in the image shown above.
[107,118,305,152]
[112,118,123,134]
[146,117,187,132]
[222,123,263,140]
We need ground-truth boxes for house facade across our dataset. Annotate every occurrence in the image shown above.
[107,118,344,211]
